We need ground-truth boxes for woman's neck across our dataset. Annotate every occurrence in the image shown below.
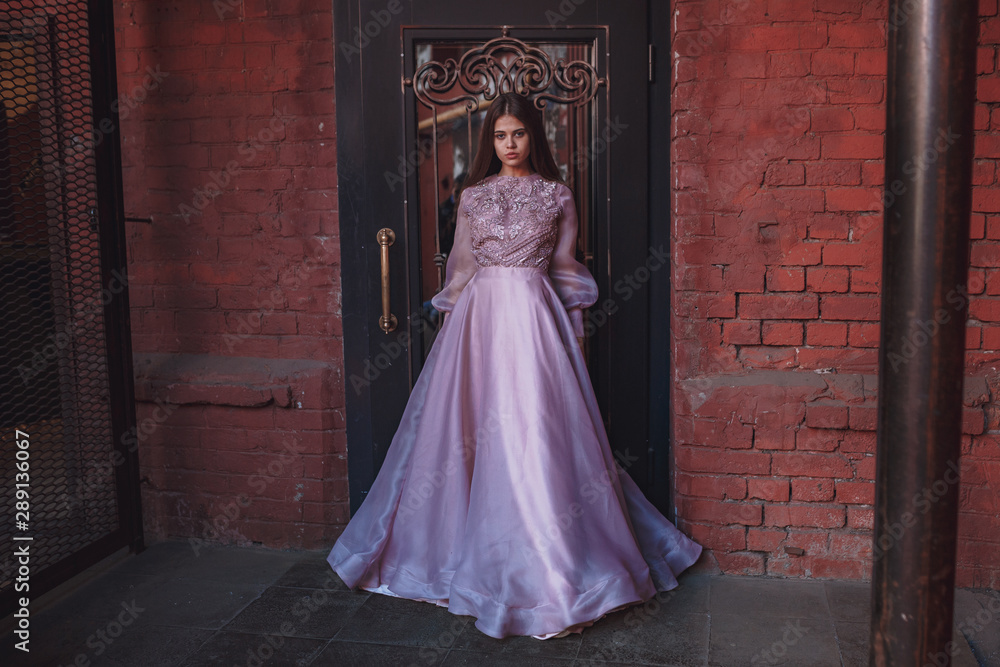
[496,168,536,178]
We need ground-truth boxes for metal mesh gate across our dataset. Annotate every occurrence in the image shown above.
[1,0,140,613]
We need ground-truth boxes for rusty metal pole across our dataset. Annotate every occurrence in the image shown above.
[871,1,978,665]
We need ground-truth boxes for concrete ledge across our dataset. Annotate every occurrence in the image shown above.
[133,352,335,409]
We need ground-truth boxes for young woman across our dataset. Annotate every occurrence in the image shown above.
[327,92,701,640]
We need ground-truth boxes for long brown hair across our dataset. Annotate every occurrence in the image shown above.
[462,93,564,197]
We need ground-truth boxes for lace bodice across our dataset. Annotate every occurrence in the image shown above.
[430,172,599,336]
[463,174,562,269]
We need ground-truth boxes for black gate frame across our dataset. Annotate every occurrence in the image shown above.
[0,0,143,617]
[334,1,675,518]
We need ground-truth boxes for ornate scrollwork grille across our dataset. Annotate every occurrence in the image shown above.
[406,28,605,111]
[403,27,604,350]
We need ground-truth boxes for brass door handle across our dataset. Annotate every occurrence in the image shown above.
[377,228,397,333]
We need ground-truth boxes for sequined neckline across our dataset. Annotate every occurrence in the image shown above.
[491,172,540,180]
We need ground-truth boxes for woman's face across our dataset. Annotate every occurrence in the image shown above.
[493,114,531,172]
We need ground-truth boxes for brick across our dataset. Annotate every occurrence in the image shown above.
[754,428,797,450]
[807,266,849,293]
[676,474,748,500]
[851,268,881,293]
[823,242,880,266]
[764,162,805,186]
[747,527,788,552]
[685,523,747,552]
[774,452,853,478]
[804,404,849,429]
[855,50,887,76]
[675,446,772,476]
[809,557,870,580]
[739,346,797,368]
[808,215,850,240]
[826,188,883,212]
[791,478,836,502]
[681,498,762,526]
[747,478,790,502]
[768,52,811,78]
[779,241,823,266]
[739,294,819,319]
[722,320,761,345]
[765,504,846,529]
[766,267,805,292]
[809,107,854,132]
[806,322,848,346]
[849,406,878,431]
[761,321,803,346]
[836,481,875,505]
[685,419,755,450]
[828,23,886,48]
[964,408,986,435]
[822,133,883,160]
[675,266,723,292]
[821,295,881,320]
[848,507,874,530]
[805,161,862,186]
[714,551,766,576]
[848,322,881,347]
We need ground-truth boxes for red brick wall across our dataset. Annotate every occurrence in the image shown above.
[671,0,1000,586]
[114,0,346,549]
[109,0,999,583]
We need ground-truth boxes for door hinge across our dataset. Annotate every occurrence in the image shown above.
[648,44,655,83]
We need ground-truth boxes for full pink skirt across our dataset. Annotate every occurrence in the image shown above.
[327,266,702,639]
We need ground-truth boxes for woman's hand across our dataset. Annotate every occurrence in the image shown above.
[576,336,585,352]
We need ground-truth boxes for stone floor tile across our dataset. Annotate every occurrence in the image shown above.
[709,577,831,619]
[958,589,1000,665]
[576,610,709,666]
[178,631,327,667]
[275,551,351,591]
[443,649,576,666]
[709,614,840,667]
[335,593,474,648]
[87,624,215,666]
[451,623,582,661]
[223,587,368,639]
[824,580,871,624]
[834,620,868,666]
[316,639,451,666]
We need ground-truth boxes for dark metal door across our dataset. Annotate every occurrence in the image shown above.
[0,0,142,617]
[335,1,666,512]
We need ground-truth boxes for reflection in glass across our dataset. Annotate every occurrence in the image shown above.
[413,41,595,361]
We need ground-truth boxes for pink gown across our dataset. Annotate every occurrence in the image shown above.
[327,172,702,639]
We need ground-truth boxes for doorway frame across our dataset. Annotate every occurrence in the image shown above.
[332,1,674,518]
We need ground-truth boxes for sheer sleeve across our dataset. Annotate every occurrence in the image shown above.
[430,189,478,314]
[548,184,599,337]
